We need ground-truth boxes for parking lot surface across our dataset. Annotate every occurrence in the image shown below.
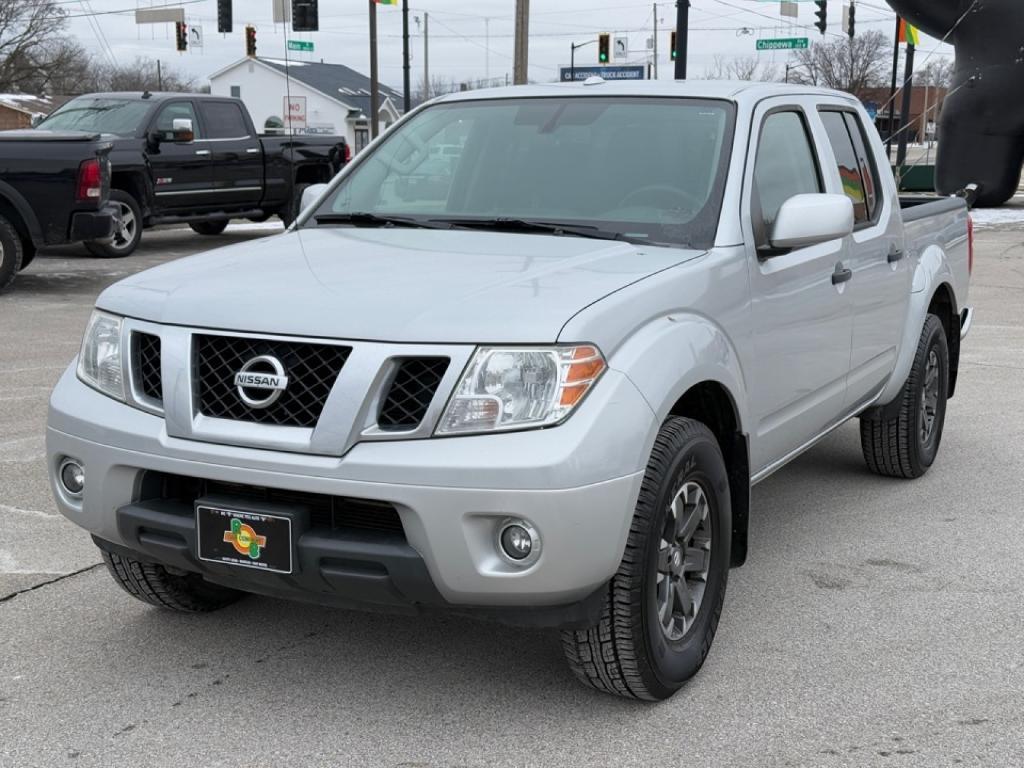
[2,219,1023,767]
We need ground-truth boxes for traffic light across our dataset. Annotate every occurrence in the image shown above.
[844,2,856,38]
[814,1,828,35]
[245,25,257,57]
[217,0,232,33]
[175,21,187,52]
[292,0,319,32]
[670,30,677,60]
[598,33,610,63]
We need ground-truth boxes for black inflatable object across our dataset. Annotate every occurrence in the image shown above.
[886,0,1024,206]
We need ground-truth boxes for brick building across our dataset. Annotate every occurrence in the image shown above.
[861,85,948,144]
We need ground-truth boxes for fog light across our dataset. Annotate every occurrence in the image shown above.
[497,519,541,567]
[59,459,84,497]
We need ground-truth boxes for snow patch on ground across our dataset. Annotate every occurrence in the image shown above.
[971,203,1024,229]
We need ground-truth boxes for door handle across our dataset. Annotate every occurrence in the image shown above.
[832,264,853,285]
[195,149,211,156]
[887,247,904,264]
[245,148,260,154]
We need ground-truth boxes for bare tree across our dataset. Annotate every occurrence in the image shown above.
[703,54,778,82]
[787,29,890,98]
[920,58,954,90]
[0,0,75,92]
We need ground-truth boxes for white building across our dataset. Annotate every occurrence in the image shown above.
[208,57,403,153]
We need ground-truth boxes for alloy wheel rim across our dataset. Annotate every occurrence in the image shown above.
[656,480,713,641]
[111,202,136,249]
[920,349,940,444]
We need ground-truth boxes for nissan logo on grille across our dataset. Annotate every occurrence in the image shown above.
[233,355,289,409]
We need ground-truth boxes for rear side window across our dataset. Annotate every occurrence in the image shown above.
[752,111,822,244]
[198,102,249,139]
[820,110,880,224]
[843,112,881,222]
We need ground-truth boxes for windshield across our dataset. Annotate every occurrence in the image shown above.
[38,98,151,136]
[309,96,735,248]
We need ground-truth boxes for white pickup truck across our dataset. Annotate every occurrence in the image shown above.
[47,81,973,701]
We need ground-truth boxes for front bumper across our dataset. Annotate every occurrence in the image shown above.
[47,363,654,616]
[68,204,116,242]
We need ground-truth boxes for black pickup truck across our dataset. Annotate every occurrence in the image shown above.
[0,130,116,292]
[35,92,349,257]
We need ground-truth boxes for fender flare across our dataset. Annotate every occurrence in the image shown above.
[0,179,43,247]
[874,244,957,408]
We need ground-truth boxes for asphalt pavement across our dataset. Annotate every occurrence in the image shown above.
[1,217,1023,767]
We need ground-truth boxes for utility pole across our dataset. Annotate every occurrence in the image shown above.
[369,0,380,139]
[674,0,689,79]
[156,59,162,90]
[402,0,411,113]
[514,0,529,84]
[895,37,915,170]
[652,2,658,80]
[885,16,901,160]
[423,12,429,101]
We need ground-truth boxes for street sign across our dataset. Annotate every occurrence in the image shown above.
[756,37,809,51]
[285,95,307,129]
[134,7,185,24]
[287,40,314,52]
[864,101,879,120]
[613,36,628,61]
[560,65,645,82]
[189,25,203,49]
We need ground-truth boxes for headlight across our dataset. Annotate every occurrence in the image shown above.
[437,345,606,435]
[77,310,125,401]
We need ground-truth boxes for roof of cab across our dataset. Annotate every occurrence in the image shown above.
[431,79,858,107]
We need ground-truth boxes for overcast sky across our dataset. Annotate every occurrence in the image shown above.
[65,0,954,90]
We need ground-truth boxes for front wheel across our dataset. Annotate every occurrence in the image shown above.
[860,314,949,479]
[0,213,25,293]
[101,549,244,612]
[85,190,142,258]
[561,417,731,700]
[189,220,229,236]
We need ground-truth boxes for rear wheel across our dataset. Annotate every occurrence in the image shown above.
[85,190,142,258]
[101,549,243,612]
[189,220,229,236]
[860,314,949,478]
[561,417,731,700]
[0,213,24,293]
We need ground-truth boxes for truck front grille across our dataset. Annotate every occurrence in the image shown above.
[195,334,350,428]
[377,357,450,431]
[133,332,163,405]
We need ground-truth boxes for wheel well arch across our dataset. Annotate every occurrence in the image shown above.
[928,282,960,398]
[0,195,31,248]
[110,172,147,215]
[667,380,750,568]
[295,164,332,186]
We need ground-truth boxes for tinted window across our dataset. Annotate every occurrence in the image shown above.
[316,97,736,249]
[753,111,822,240]
[198,102,248,139]
[153,102,200,141]
[843,111,881,221]
[37,97,152,136]
[821,111,869,223]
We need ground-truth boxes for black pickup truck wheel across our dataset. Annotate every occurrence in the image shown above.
[561,417,730,700]
[0,213,24,292]
[100,549,244,613]
[189,220,229,236]
[85,190,142,258]
[860,314,949,479]
[278,184,309,228]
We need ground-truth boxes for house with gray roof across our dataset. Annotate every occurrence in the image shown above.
[209,57,403,153]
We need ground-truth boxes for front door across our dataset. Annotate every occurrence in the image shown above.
[743,102,855,475]
[147,100,212,211]
[196,100,263,207]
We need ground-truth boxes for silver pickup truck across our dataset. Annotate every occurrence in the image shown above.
[47,81,973,701]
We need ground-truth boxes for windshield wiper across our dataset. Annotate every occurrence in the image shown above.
[313,212,447,229]
[432,217,637,243]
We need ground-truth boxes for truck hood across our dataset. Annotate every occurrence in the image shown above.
[98,228,701,343]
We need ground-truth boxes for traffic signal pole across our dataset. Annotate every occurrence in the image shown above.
[673,0,689,79]
[885,16,901,159]
[402,0,411,113]
[369,0,379,138]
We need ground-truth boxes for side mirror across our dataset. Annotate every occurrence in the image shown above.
[300,183,329,214]
[171,117,194,143]
[770,193,854,250]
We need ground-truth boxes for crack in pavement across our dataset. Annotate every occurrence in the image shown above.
[0,563,102,605]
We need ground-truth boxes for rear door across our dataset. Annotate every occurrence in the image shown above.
[196,100,263,207]
[743,100,855,474]
[816,107,909,406]
[147,100,213,210]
